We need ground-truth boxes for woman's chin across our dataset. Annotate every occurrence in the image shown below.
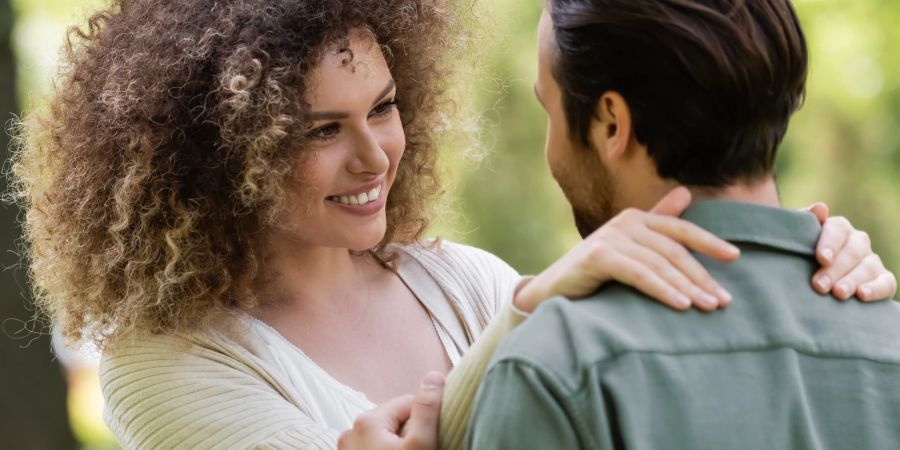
[345,227,387,252]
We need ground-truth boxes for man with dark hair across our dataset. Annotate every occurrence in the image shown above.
[464,1,900,448]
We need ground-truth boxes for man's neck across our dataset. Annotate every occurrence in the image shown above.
[688,177,781,207]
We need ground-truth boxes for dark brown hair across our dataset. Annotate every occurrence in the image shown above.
[549,0,809,186]
[11,0,461,348]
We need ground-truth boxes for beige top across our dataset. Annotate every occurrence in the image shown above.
[100,241,527,449]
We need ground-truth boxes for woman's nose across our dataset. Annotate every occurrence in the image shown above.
[347,127,390,175]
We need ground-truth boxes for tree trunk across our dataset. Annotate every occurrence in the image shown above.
[0,1,78,448]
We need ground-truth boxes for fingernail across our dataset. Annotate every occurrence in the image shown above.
[698,292,718,307]
[815,276,832,292]
[837,283,851,297]
[716,288,733,304]
[821,248,834,263]
[675,294,691,307]
[861,286,873,299]
[422,373,444,390]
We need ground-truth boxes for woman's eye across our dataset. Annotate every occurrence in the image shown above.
[370,100,398,119]
[307,124,340,141]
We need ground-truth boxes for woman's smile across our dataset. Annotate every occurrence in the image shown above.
[325,180,387,217]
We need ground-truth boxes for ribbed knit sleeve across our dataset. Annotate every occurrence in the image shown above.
[100,332,340,450]
[398,241,530,450]
[99,240,526,450]
[439,305,526,450]
[401,240,521,325]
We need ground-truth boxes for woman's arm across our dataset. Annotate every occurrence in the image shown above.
[438,298,530,450]
[101,333,340,450]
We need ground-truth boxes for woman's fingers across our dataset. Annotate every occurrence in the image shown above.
[858,272,898,302]
[810,214,896,301]
[354,395,414,434]
[813,230,870,294]
[400,372,444,450]
[339,395,415,450]
[529,196,742,313]
[599,248,692,311]
[804,202,829,224]
[644,214,740,262]
[830,254,884,300]
[632,227,732,306]
[617,241,722,311]
[815,216,852,267]
[828,251,897,302]
[338,375,444,450]
[649,186,693,216]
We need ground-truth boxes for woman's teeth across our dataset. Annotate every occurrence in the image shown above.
[328,185,382,206]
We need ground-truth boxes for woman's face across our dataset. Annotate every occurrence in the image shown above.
[278,30,405,251]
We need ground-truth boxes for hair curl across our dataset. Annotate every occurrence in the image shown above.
[11,0,463,349]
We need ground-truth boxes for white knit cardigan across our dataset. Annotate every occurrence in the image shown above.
[100,241,524,450]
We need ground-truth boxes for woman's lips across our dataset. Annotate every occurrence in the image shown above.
[325,183,386,217]
[326,184,382,206]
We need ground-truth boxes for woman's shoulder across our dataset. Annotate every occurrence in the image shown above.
[100,321,255,401]
[99,312,295,394]
[393,239,521,318]
[100,331,195,383]
[395,239,520,280]
[99,319,339,449]
[100,314,253,369]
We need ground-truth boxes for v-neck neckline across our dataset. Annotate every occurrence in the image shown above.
[244,252,463,408]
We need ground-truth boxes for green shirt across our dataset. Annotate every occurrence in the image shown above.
[465,200,900,450]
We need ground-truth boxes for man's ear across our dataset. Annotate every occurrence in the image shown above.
[589,92,633,162]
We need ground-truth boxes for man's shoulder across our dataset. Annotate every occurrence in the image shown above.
[489,283,678,386]
[491,279,900,388]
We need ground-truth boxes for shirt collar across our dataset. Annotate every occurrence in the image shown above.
[680,200,822,257]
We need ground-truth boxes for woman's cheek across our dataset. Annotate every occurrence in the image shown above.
[385,120,406,172]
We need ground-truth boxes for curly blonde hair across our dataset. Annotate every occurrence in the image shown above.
[11,0,462,349]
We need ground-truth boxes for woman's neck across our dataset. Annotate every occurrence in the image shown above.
[257,234,378,315]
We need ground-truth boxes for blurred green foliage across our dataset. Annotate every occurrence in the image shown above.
[14,0,897,277]
[441,0,900,276]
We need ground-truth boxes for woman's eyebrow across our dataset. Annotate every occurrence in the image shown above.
[308,111,350,121]
[307,80,397,121]
[371,79,396,107]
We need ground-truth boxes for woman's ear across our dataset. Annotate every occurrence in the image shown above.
[589,91,633,162]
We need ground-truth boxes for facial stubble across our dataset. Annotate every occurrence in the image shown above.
[554,142,617,239]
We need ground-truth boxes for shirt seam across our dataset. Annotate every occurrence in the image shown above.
[486,344,900,450]
[496,342,900,394]
[488,360,602,450]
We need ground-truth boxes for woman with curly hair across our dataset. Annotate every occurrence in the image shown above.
[11,0,894,448]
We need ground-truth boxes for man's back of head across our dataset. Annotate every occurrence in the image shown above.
[465,1,900,448]
[551,0,808,188]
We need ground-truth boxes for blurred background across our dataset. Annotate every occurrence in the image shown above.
[1,0,898,447]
